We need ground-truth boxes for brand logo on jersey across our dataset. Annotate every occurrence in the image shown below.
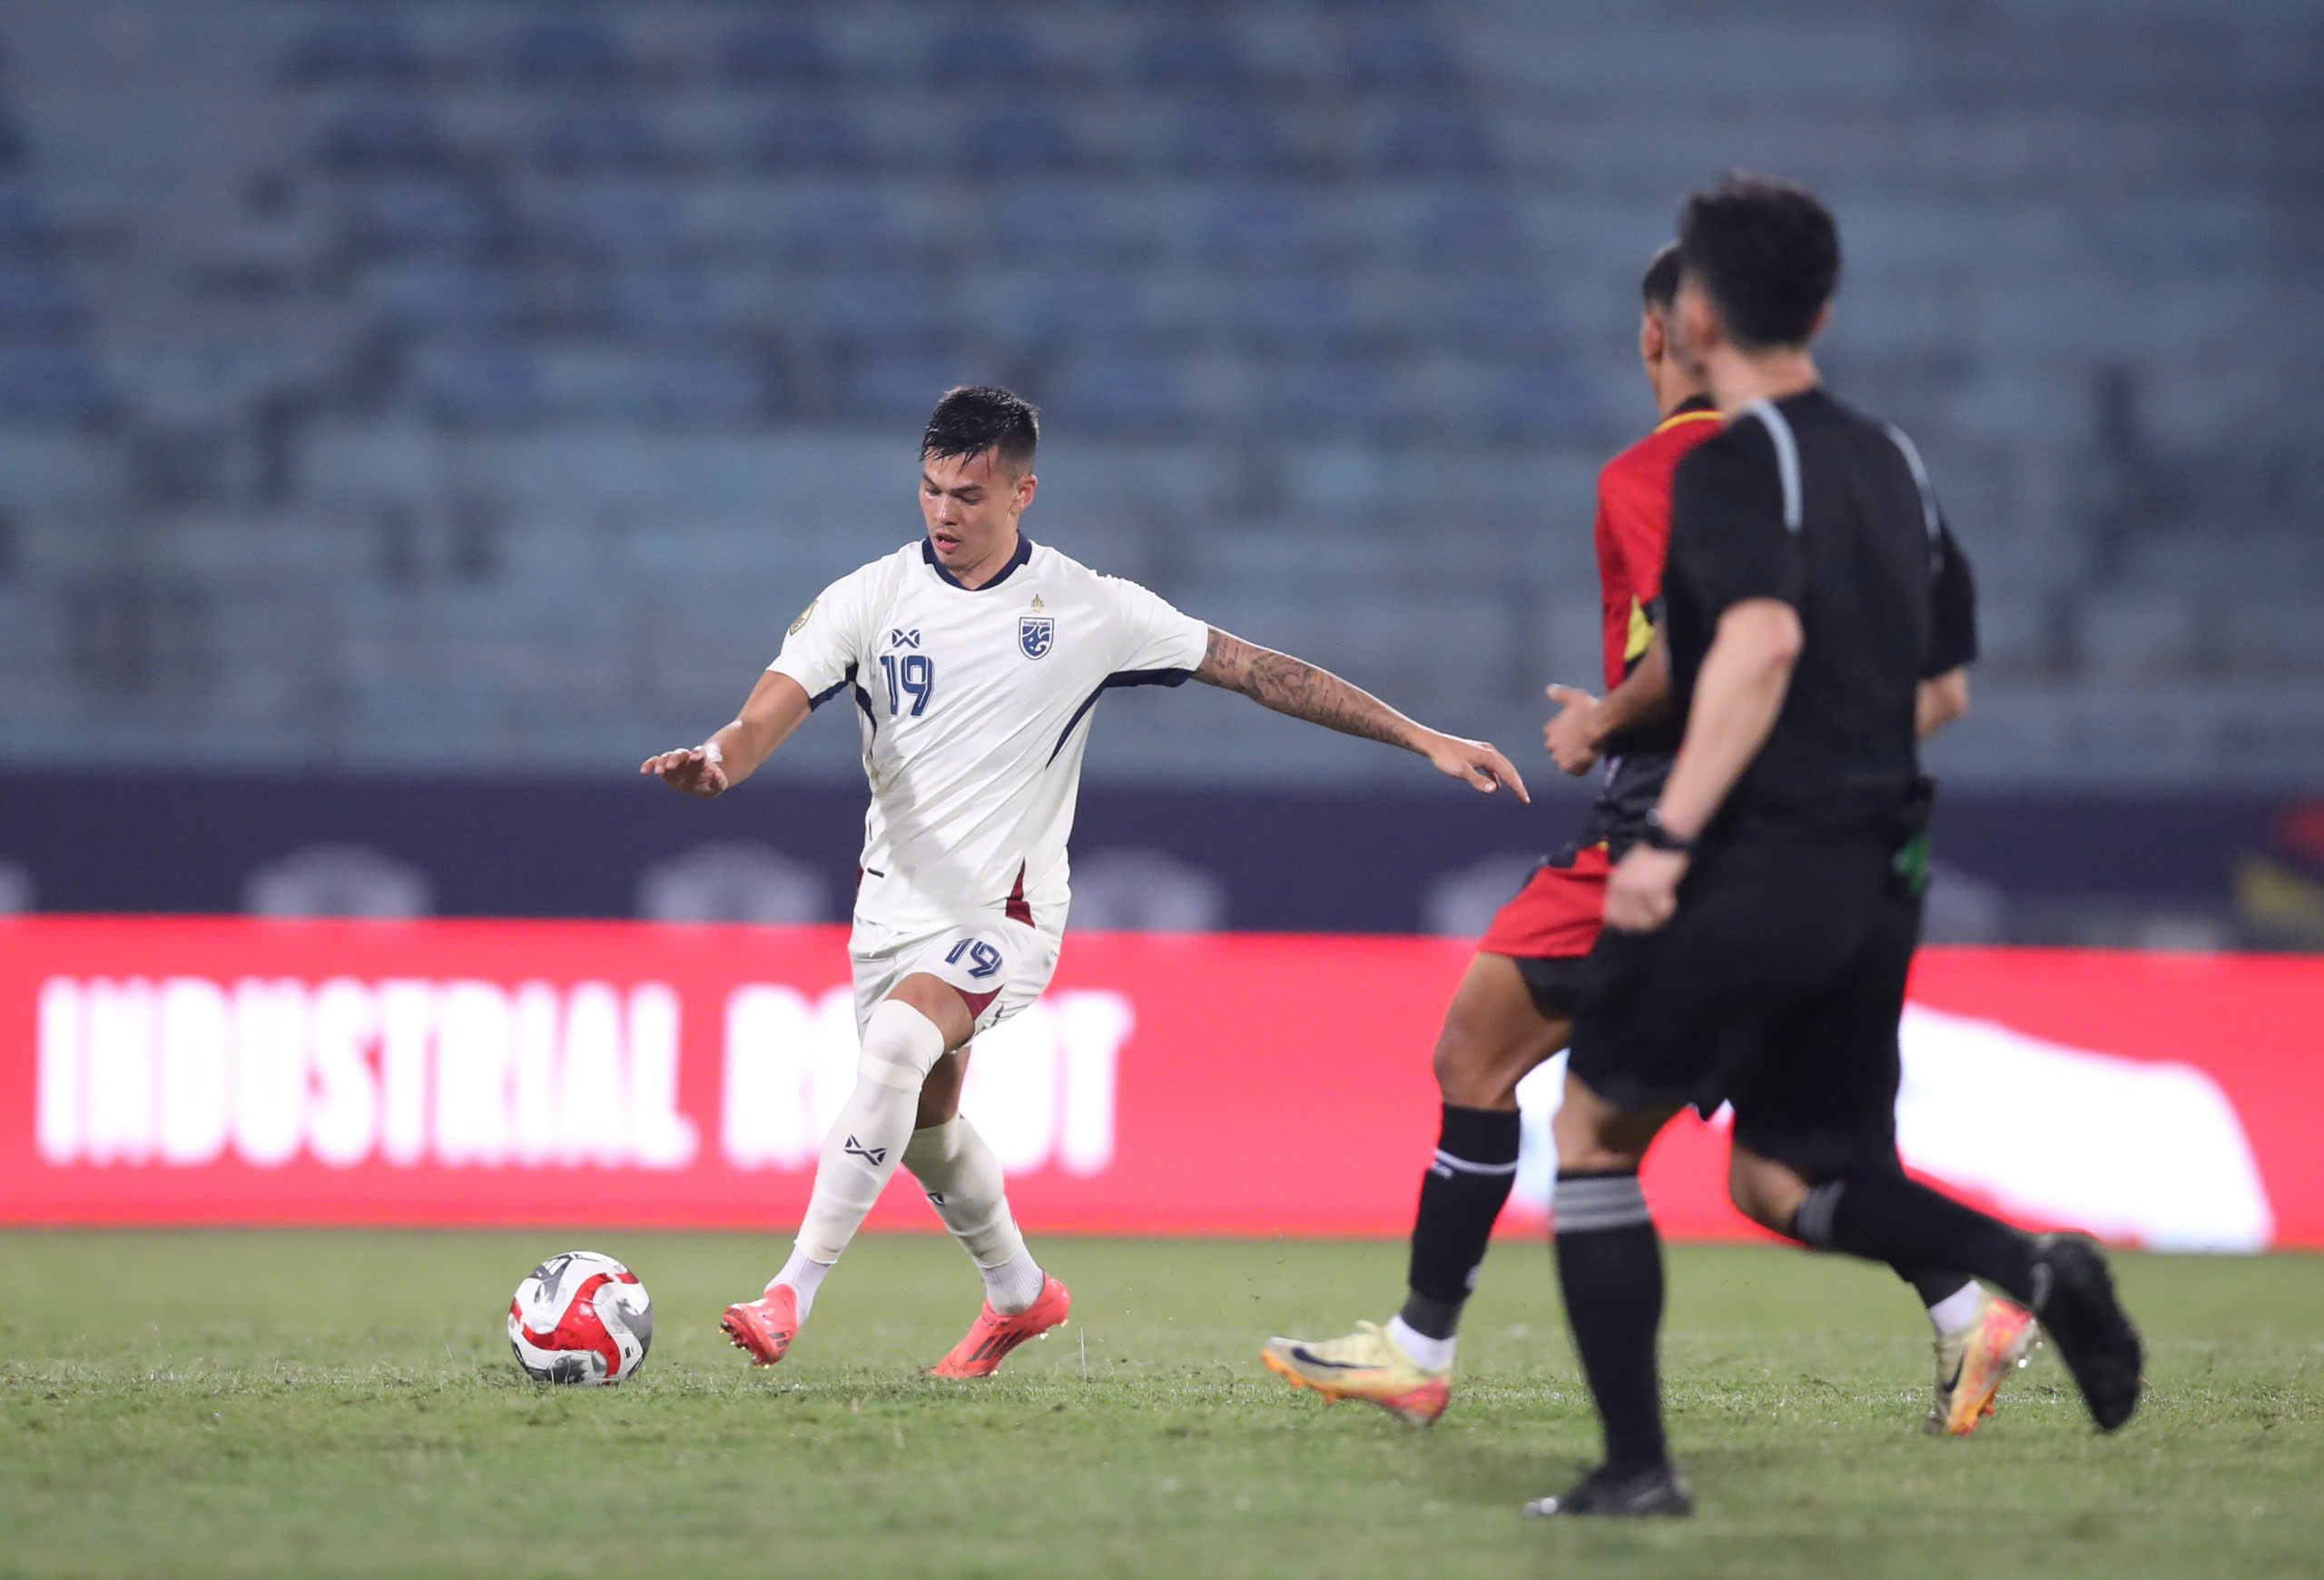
[888,628,921,649]
[787,601,816,636]
[1019,616,1054,660]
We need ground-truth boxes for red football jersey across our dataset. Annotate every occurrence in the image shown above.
[1593,397,1724,694]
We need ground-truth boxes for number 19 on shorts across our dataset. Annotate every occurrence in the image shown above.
[945,938,1002,980]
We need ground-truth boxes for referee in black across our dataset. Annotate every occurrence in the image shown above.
[1529,173,2143,1518]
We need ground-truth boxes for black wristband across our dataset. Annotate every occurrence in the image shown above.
[1639,810,1695,854]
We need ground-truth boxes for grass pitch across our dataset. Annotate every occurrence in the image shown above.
[4,1231,2320,1580]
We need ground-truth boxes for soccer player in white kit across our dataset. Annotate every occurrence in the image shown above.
[643,387,1528,1378]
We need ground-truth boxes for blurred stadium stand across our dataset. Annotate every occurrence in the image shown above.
[0,0,2317,784]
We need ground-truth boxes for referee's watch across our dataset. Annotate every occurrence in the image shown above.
[1639,810,1696,854]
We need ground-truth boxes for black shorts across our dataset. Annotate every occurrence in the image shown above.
[1568,834,1921,1180]
[1511,953,1592,1022]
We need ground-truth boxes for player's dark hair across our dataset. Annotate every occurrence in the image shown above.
[1640,242,1681,311]
[1677,172,1840,351]
[921,385,1039,473]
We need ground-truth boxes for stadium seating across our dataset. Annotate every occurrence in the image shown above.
[0,0,2313,785]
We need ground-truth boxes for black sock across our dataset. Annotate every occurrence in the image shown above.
[1895,1266,1974,1309]
[1399,1104,1521,1340]
[1794,1173,2036,1307]
[1552,1168,1668,1474]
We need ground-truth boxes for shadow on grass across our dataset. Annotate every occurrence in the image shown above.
[1410,1433,1797,1516]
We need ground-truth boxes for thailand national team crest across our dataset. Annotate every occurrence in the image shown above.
[1019,614,1054,660]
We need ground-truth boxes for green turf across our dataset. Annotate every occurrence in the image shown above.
[3,1231,2319,1579]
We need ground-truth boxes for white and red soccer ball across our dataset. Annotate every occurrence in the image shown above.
[507,1251,653,1385]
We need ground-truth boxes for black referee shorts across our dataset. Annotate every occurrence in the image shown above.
[1568,834,1919,1180]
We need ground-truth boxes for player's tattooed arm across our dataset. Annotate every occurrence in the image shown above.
[1194,627,1529,800]
[1195,627,1412,746]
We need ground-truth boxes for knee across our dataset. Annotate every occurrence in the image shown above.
[1430,1018,1488,1106]
[860,999,949,1092]
[1551,1121,1640,1174]
[1549,1067,1674,1172]
[1551,1102,1641,1173]
[1432,1013,1528,1111]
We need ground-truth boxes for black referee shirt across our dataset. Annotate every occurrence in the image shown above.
[1660,387,1978,840]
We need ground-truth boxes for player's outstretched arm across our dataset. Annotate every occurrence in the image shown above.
[1193,627,1528,801]
[1544,634,1673,776]
[639,671,813,798]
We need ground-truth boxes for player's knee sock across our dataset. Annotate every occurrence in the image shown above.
[901,1115,1046,1315]
[1793,1173,2036,1308]
[792,1001,950,1269]
[1398,1104,1521,1351]
[1552,1168,1669,1474]
[1895,1266,1982,1334]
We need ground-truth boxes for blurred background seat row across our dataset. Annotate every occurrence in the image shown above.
[0,0,2317,786]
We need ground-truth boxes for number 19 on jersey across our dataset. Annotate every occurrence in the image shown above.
[880,654,934,717]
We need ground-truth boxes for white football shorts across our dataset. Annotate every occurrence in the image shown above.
[848,912,1063,1039]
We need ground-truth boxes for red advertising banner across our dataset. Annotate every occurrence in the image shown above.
[4,917,2319,1248]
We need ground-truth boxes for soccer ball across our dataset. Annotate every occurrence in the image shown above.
[507,1250,653,1385]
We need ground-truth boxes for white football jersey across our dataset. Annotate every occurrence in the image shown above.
[767,536,1210,931]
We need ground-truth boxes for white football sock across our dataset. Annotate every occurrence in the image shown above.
[767,1248,833,1323]
[792,1000,950,1267]
[1387,1314,1456,1372]
[1927,1279,1983,1336]
[982,1248,1047,1315]
[901,1114,1045,1314]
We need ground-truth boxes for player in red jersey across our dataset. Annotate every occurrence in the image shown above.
[1263,246,2034,1435]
